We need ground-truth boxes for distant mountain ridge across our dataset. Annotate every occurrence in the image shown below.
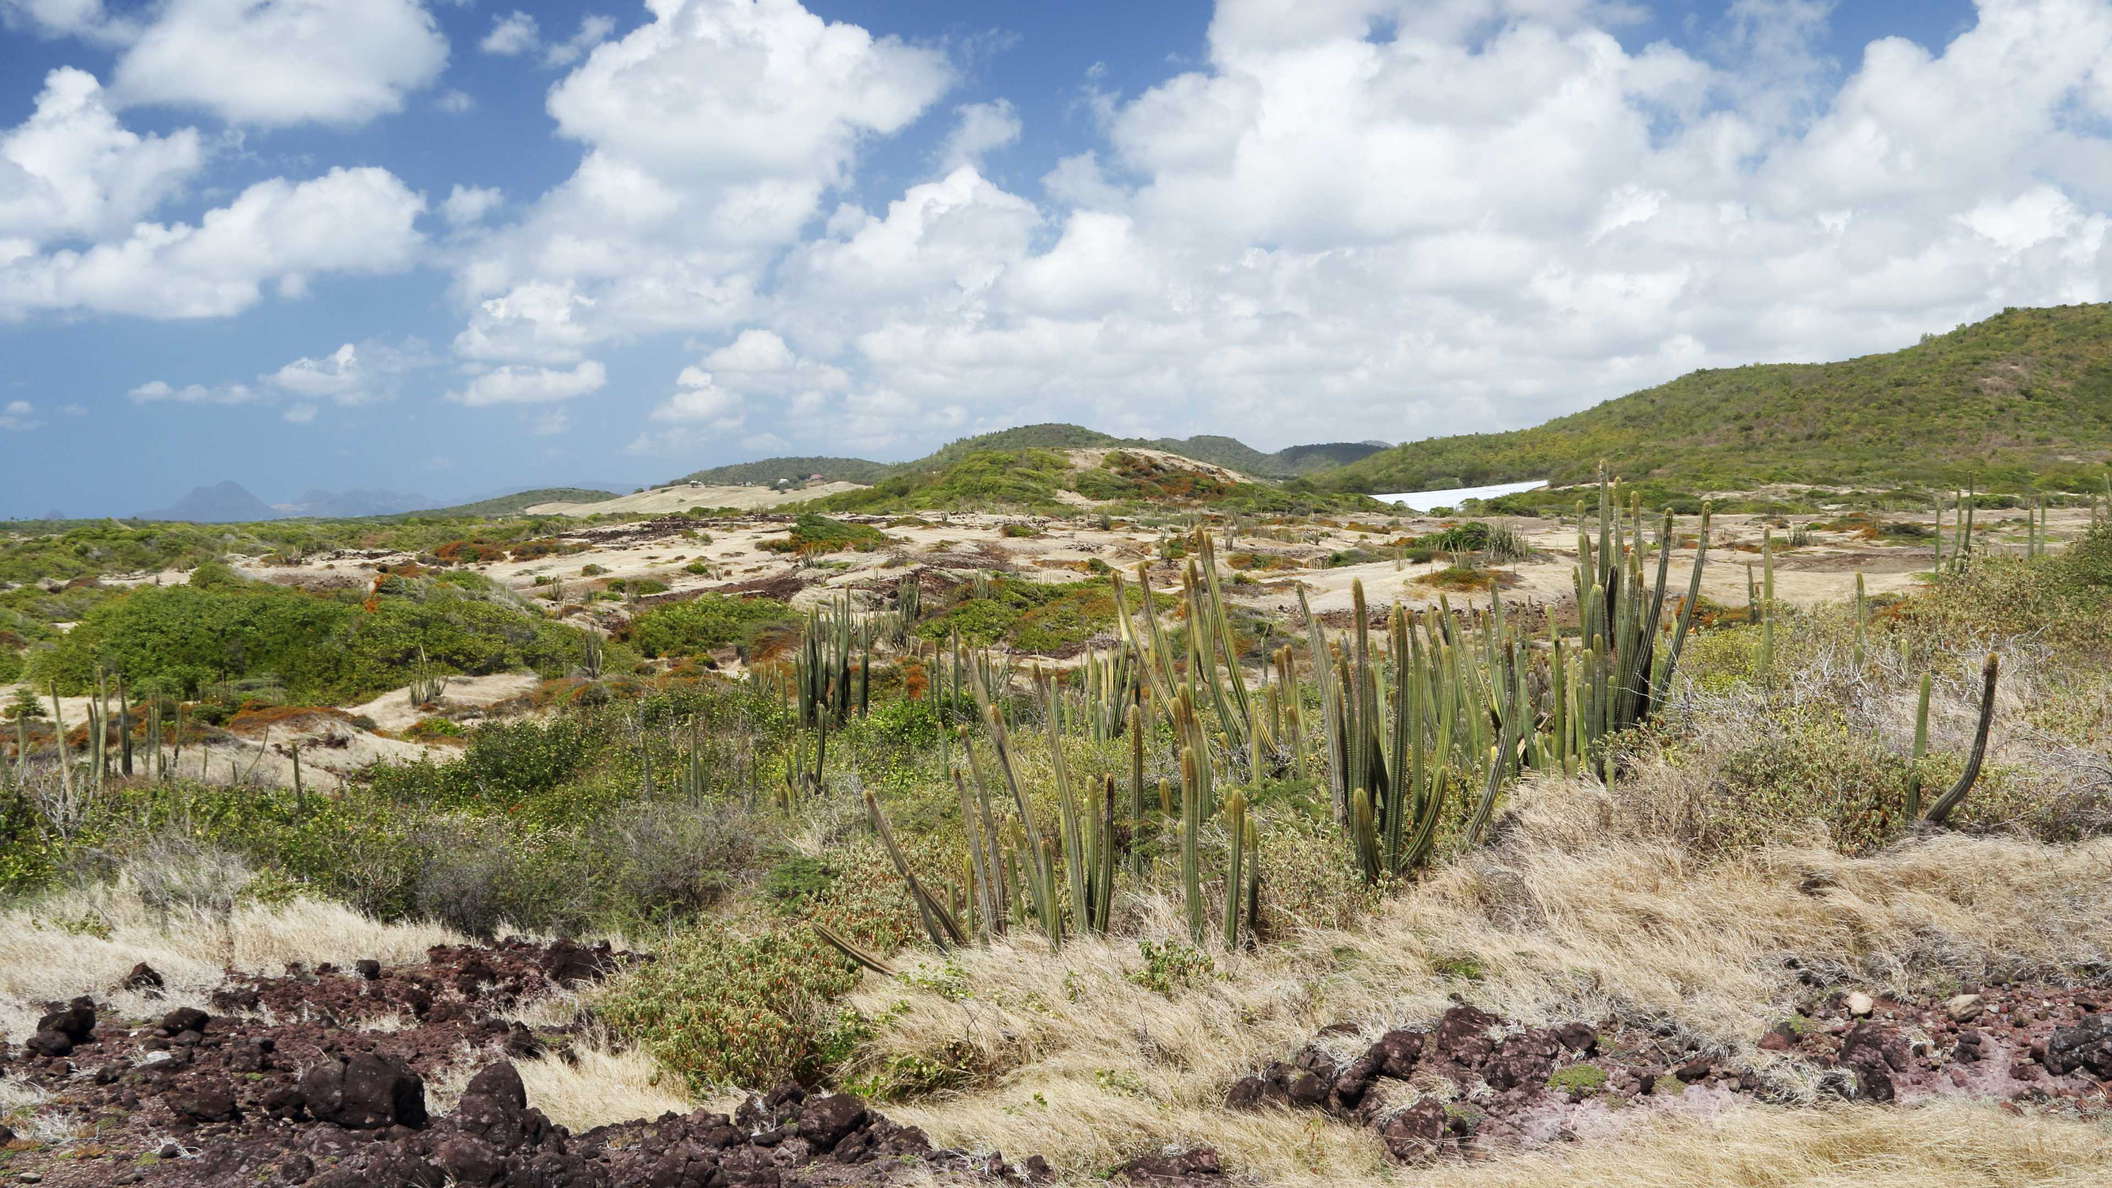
[674,424,1390,488]
[406,487,623,518]
[1325,303,2112,494]
[276,488,434,518]
[139,482,280,523]
[138,483,435,522]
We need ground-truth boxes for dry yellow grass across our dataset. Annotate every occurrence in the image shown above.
[1399,1101,2112,1188]
[848,777,2112,1184]
[516,1032,705,1131]
[0,876,462,1041]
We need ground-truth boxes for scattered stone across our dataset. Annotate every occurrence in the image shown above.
[158,1007,210,1036]
[22,1030,72,1058]
[797,1092,868,1150]
[2046,1014,2112,1078]
[1118,1147,1223,1183]
[1845,992,1874,1017]
[172,1083,237,1123]
[299,1052,429,1130]
[36,999,95,1041]
[1946,994,1985,1023]
[121,963,165,995]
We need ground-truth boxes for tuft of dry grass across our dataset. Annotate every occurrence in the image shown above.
[847,776,2112,1183]
[0,876,462,1041]
[1399,1101,2112,1188]
[516,1031,708,1131]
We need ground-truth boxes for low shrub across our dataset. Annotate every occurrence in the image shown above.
[759,514,891,556]
[625,594,796,658]
[598,843,915,1091]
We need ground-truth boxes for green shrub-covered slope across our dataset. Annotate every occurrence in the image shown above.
[1326,303,2112,494]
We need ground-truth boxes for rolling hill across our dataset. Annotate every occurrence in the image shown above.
[672,456,897,487]
[676,424,1390,489]
[807,444,1384,516]
[408,487,622,517]
[1325,304,2112,495]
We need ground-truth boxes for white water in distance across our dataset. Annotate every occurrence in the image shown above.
[1374,479,1548,512]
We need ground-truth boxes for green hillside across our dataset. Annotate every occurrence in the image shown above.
[808,447,1384,516]
[682,424,1390,493]
[925,424,1387,477]
[409,487,618,517]
[1326,304,2112,495]
[1133,434,1386,476]
[921,423,1121,464]
[673,457,895,486]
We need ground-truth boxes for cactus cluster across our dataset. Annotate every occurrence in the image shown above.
[794,592,870,729]
[795,470,2014,962]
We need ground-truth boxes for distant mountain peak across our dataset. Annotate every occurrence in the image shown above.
[139,481,280,523]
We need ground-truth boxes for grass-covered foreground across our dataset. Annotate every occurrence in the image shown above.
[4,486,2112,1186]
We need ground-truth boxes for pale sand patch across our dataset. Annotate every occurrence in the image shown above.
[343,670,544,733]
[524,481,866,517]
[1061,446,1254,485]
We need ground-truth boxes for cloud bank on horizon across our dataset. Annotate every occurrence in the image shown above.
[3,0,2111,509]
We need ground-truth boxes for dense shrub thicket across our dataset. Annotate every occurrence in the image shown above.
[25,565,595,701]
[623,593,797,658]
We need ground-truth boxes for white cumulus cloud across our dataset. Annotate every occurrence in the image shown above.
[732,0,2112,452]
[0,68,202,246]
[481,10,538,55]
[447,0,954,372]
[441,184,505,228]
[938,99,1022,169]
[111,0,448,126]
[0,399,44,430]
[128,338,436,414]
[1,166,426,319]
[449,360,609,406]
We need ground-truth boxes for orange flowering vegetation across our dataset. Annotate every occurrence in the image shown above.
[431,539,512,564]
[507,537,586,562]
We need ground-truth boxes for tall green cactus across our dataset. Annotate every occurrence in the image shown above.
[1905,671,1932,821]
[1924,654,1999,827]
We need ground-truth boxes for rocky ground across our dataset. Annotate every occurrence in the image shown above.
[0,941,1043,1187]
[1117,982,2112,1183]
[8,940,2110,1187]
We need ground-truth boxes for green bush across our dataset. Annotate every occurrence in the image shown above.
[760,514,891,555]
[626,594,796,658]
[29,575,352,698]
[598,844,915,1091]
[26,568,595,701]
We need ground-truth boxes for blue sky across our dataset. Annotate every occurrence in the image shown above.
[6,0,2102,517]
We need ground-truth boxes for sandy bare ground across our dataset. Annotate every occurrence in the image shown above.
[343,671,545,733]
[523,480,866,516]
[198,503,2081,634]
[7,496,2084,793]
[0,672,546,792]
